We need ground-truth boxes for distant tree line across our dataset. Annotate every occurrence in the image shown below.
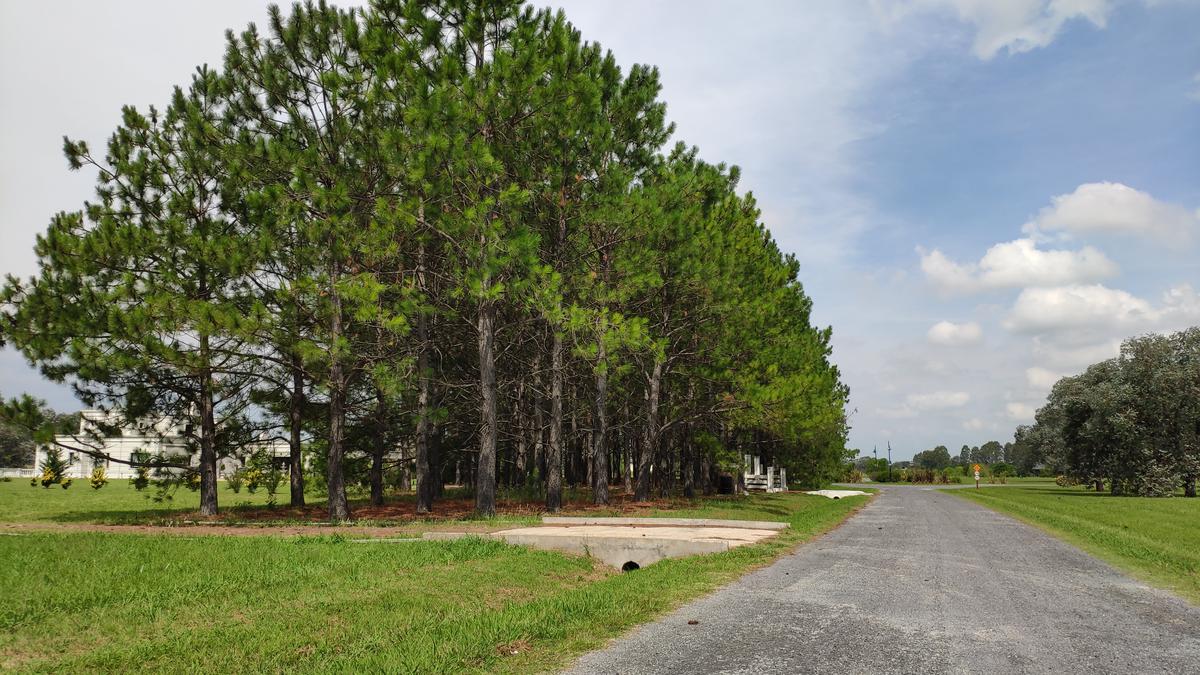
[0,1,848,519]
[857,440,1022,476]
[1016,328,1200,497]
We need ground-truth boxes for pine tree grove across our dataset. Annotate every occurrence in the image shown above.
[0,0,850,519]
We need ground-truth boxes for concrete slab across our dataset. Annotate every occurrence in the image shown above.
[491,525,780,570]
[542,516,789,530]
[804,489,869,499]
[420,519,788,569]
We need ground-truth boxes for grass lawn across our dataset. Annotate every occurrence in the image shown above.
[0,478,291,524]
[0,489,870,672]
[950,484,1200,604]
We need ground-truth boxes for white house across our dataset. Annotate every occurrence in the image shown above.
[30,409,288,479]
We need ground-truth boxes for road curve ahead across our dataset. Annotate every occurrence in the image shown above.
[566,485,1200,674]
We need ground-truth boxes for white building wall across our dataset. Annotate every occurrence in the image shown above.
[24,410,291,479]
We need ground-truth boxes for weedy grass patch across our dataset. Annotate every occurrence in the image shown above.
[950,484,1200,604]
[0,491,869,673]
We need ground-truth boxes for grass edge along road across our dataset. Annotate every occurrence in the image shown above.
[0,491,871,673]
[947,484,1200,605]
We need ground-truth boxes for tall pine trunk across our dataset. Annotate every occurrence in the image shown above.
[370,393,386,507]
[415,338,434,513]
[327,260,351,522]
[288,351,305,507]
[198,334,218,517]
[546,329,564,510]
[515,378,528,479]
[415,231,435,514]
[592,329,610,505]
[476,297,498,516]
[635,358,662,501]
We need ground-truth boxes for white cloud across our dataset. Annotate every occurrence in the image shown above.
[877,405,919,419]
[962,417,986,431]
[1024,182,1199,244]
[919,238,1117,294]
[877,389,972,419]
[1031,337,1123,370]
[1159,283,1200,323]
[1005,284,1154,333]
[1006,283,1200,335]
[873,0,1112,60]
[928,320,983,346]
[1025,366,1063,390]
[1006,402,1037,421]
[1012,283,1200,374]
[907,390,971,409]
[918,248,978,292]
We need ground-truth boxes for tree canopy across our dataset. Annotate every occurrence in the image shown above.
[1019,328,1200,497]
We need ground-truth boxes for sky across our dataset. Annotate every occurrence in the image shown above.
[1,0,1198,460]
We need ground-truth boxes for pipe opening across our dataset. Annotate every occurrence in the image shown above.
[621,561,640,572]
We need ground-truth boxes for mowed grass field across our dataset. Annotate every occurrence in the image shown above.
[0,478,291,524]
[951,484,1200,603]
[0,483,870,673]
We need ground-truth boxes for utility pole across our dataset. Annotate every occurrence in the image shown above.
[887,442,892,481]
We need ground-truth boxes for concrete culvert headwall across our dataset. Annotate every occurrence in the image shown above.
[622,561,640,572]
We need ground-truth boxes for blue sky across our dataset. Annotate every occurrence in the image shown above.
[2,0,1198,460]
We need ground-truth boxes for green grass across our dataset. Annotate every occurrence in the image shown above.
[0,491,869,672]
[950,484,1200,604]
[0,478,291,524]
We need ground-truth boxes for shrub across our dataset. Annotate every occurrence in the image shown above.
[939,468,962,484]
[89,466,108,490]
[38,447,71,488]
[264,468,284,506]
[244,467,264,493]
[131,464,150,491]
[1055,475,1079,487]
[61,478,73,490]
[991,462,1015,477]
[844,468,864,483]
[226,467,245,493]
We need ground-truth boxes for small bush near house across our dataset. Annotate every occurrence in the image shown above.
[37,447,71,488]
[263,468,284,506]
[226,468,245,493]
[89,466,108,490]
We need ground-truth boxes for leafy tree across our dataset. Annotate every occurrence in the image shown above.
[1023,330,1200,497]
[914,445,951,470]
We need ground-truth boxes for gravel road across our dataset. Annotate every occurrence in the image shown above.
[566,484,1200,674]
